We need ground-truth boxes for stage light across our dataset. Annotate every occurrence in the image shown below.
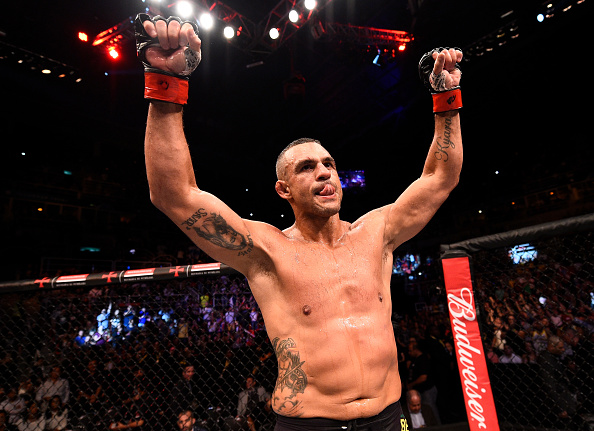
[372,49,381,66]
[269,27,280,40]
[536,13,545,22]
[223,25,235,39]
[108,46,120,60]
[199,13,214,30]
[289,10,299,23]
[304,0,316,10]
[176,1,194,19]
[41,69,51,74]
[78,32,88,42]
[398,43,406,52]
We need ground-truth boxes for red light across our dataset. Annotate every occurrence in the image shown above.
[398,44,406,52]
[78,32,89,42]
[108,46,120,60]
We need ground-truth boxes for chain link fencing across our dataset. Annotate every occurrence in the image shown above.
[0,274,279,431]
[442,214,594,431]
[2,213,593,431]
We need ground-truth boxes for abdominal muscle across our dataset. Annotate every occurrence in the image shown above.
[268,305,401,420]
[250,216,402,420]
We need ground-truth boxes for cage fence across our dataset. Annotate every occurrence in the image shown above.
[1,214,593,431]
[443,215,594,431]
[0,274,278,431]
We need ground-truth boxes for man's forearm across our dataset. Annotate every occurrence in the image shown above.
[145,101,198,209]
[422,111,462,188]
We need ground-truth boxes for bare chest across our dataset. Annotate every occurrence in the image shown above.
[273,238,389,314]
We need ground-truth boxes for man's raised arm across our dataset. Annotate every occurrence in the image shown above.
[384,48,463,250]
[137,14,265,275]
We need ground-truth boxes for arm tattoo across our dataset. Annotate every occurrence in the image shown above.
[190,211,254,256]
[434,116,455,161]
[272,337,308,416]
[181,208,208,230]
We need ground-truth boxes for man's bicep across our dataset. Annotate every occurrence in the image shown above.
[165,190,257,272]
[384,175,452,249]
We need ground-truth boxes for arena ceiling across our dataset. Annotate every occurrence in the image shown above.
[1,0,591,246]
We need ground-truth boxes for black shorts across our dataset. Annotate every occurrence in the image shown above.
[274,401,407,431]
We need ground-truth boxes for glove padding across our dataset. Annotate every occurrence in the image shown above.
[419,47,463,113]
[135,13,200,104]
[135,13,200,78]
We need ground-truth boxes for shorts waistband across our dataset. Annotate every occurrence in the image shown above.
[275,400,403,430]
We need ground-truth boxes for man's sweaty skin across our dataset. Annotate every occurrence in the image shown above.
[141,18,463,421]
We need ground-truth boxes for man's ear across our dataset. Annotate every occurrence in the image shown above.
[275,180,290,200]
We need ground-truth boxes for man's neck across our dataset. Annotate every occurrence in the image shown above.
[288,214,349,244]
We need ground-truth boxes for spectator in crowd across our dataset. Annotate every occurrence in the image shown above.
[490,317,508,355]
[108,403,145,430]
[236,375,271,431]
[531,318,550,355]
[402,390,439,429]
[71,359,105,428]
[35,366,69,410]
[0,410,15,431]
[14,401,45,431]
[537,335,579,427]
[170,365,202,422]
[224,308,235,333]
[16,380,35,405]
[123,306,136,333]
[521,341,537,364]
[249,308,258,332]
[97,304,111,335]
[406,342,440,425]
[44,395,68,431]
[0,389,25,426]
[499,345,522,364]
[176,410,207,431]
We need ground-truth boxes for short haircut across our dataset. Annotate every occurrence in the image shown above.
[275,137,322,181]
[406,389,421,403]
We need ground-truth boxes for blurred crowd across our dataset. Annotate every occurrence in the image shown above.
[0,240,592,430]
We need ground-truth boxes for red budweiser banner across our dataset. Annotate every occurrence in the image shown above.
[442,256,500,431]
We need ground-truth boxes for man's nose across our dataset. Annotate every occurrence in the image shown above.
[315,163,331,180]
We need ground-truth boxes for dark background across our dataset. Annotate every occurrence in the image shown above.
[1,0,592,281]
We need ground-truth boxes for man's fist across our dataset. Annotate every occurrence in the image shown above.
[429,48,462,92]
[136,14,202,77]
[135,14,202,105]
[419,47,463,113]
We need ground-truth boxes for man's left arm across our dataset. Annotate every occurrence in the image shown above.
[384,48,463,250]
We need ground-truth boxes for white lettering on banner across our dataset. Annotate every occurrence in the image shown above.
[448,287,488,429]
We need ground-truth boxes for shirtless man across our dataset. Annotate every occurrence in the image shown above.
[136,14,462,430]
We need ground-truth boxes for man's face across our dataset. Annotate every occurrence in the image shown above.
[408,396,422,414]
[183,366,195,381]
[551,340,565,356]
[177,412,195,431]
[277,142,342,217]
[50,367,60,379]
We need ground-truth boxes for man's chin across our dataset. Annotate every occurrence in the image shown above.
[314,202,341,217]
